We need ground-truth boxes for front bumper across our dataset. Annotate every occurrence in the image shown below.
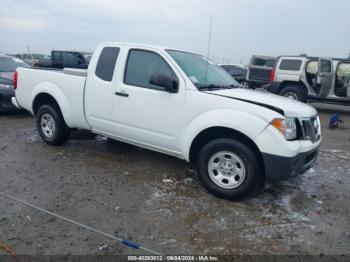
[262,146,319,181]
[0,88,16,107]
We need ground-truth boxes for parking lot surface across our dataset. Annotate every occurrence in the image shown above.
[0,105,349,256]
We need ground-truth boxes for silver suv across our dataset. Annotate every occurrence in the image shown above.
[266,56,350,105]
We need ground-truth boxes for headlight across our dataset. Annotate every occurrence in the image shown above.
[271,118,297,140]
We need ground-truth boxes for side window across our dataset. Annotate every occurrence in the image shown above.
[95,47,120,82]
[320,60,332,73]
[279,59,302,71]
[124,49,175,90]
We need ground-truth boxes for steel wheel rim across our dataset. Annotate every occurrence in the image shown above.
[208,151,246,189]
[284,92,298,100]
[41,113,56,138]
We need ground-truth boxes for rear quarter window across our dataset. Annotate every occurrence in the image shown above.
[279,59,302,71]
[95,47,120,82]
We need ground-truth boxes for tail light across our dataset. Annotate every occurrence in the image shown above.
[13,70,18,90]
[269,68,275,81]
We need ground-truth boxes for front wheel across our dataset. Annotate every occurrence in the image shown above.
[197,138,261,200]
[36,104,70,146]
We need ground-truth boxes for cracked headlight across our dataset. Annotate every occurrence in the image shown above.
[271,118,297,140]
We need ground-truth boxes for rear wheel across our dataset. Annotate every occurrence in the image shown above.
[197,138,260,200]
[36,104,70,146]
[279,85,306,102]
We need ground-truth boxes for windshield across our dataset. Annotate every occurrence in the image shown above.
[0,57,29,72]
[167,50,240,89]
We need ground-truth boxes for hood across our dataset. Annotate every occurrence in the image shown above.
[0,72,14,85]
[206,88,317,118]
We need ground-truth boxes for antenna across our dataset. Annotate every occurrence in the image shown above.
[27,45,33,60]
[204,15,213,85]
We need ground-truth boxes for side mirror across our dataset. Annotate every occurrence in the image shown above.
[150,73,178,93]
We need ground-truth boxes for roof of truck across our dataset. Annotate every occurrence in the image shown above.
[100,42,199,55]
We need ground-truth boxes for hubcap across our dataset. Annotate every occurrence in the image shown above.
[208,151,246,189]
[41,113,56,138]
[284,92,298,100]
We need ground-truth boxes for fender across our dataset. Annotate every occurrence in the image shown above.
[180,109,270,161]
[31,82,72,126]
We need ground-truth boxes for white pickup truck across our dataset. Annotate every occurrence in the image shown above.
[12,42,321,199]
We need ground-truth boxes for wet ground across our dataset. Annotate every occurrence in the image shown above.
[0,104,349,257]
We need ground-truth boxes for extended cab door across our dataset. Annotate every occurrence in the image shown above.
[317,58,333,98]
[85,46,121,133]
[111,47,186,153]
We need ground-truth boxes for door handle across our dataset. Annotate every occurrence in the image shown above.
[115,91,129,97]
[319,73,324,77]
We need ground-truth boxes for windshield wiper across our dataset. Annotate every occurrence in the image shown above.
[198,84,236,91]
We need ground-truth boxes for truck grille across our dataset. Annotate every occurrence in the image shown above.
[297,116,321,143]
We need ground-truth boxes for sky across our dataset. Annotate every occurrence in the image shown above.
[0,0,349,64]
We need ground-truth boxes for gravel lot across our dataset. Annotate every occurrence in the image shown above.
[0,104,349,257]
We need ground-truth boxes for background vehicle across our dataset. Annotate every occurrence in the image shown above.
[267,56,350,105]
[246,55,276,89]
[36,50,92,69]
[18,53,48,66]
[0,54,29,110]
[219,64,249,88]
[12,43,321,200]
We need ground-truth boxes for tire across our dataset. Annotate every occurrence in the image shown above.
[279,85,306,102]
[240,81,250,89]
[197,138,260,200]
[36,104,70,146]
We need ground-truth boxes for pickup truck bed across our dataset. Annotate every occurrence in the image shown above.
[16,68,89,129]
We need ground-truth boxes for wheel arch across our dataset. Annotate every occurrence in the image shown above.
[31,83,72,126]
[188,126,265,179]
[32,92,70,128]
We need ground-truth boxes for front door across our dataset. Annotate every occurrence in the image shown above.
[112,48,185,153]
[318,58,333,98]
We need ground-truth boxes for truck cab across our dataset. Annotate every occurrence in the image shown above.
[267,56,350,105]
